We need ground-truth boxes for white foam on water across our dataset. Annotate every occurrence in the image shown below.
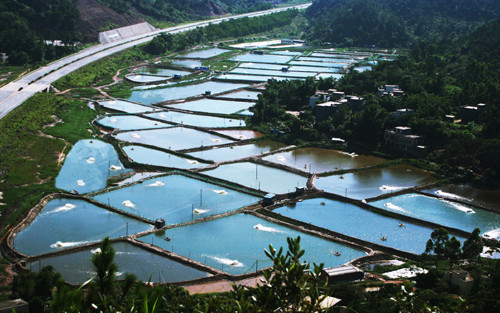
[51,240,90,249]
[384,202,408,213]
[186,159,199,165]
[435,190,466,201]
[109,165,122,171]
[383,266,428,279]
[110,117,117,123]
[237,135,247,139]
[86,157,96,164]
[253,224,284,233]
[46,203,76,214]
[444,200,475,214]
[203,254,244,267]
[483,228,500,240]
[193,208,209,214]
[131,133,141,139]
[341,152,358,157]
[77,179,86,186]
[122,200,136,208]
[212,189,228,195]
[148,181,165,187]
[91,248,102,254]
[210,138,222,143]
[159,113,167,118]
[379,185,404,191]
[276,155,286,162]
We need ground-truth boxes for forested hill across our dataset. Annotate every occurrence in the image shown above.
[304,0,500,47]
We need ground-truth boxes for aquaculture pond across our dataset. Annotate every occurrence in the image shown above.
[314,164,436,200]
[170,59,202,68]
[92,174,259,223]
[187,140,287,162]
[128,81,249,104]
[126,75,169,84]
[288,61,346,68]
[288,65,342,73]
[270,51,303,56]
[144,111,246,128]
[299,56,353,64]
[310,53,358,59]
[27,242,210,284]
[229,68,316,78]
[168,98,254,115]
[370,194,500,238]
[123,145,208,169]
[213,130,264,140]
[262,148,385,173]
[96,115,171,130]
[316,73,343,80]
[216,90,260,100]
[134,67,192,77]
[180,48,231,59]
[274,198,461,255]
[139,213,366,275]
[13,198,151,256]
[238,63,286,70]
[422,185,500,211]
[114,127,233,151]
[354,66,372,73]
[217,74,303,82]
[230,53,294,64]
[98,99,152,114]
[55,139,130,194]
[202,162,308,194]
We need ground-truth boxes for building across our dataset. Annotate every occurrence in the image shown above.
[0,53,7,63]
[322,265,364,284]
[378,84,404,97]
[460,103,486,123]
[390,108,413,120]
[444,270,474,294]
[384,126,425,156]
[312,89,366,121]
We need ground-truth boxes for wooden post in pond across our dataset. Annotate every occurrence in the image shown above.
[200,189,203,207]
[192,204,194,220]
[126,222,128,236]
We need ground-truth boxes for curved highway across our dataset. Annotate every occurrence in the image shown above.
[0,3,311,120]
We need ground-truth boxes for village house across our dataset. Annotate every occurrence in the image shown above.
[378,84,405,97]
[460,103,486,123]
[310,89,366,121]
[384,126,425,156]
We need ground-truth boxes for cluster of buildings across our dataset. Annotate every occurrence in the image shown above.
[309,89,366,122]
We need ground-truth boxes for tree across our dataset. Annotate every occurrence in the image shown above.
[462,228,484,261]
[425,228,451,257]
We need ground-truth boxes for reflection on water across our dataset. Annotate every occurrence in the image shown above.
[139,214,366,275]
[188,140,286,162]
[168,98,254,115]
[123,145,207,169]
[96,115,171,130]
[27,242,209,284]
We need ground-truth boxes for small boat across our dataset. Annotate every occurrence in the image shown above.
[164,237,171,242]
[334,251,341,256]
[381,236,387,241]
[399,223,404,227]
[320,202,326,206]
[339,176,344,179]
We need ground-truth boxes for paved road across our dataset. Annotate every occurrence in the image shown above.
[0,3,311,120]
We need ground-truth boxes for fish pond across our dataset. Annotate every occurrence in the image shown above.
[92,174,259,223]
[168,98,254,115]
[202,162,308,194]
[128,81,249,105]
[370,193,500,238]
[134,67,192,77]
[139,213,366,275]
[180,48,231,59]
[123,145,208,169]
[314,164,436,200]
[143,111,246,128]
[422,185,500,211]
[13,198,151,256]
[27,242,210,284]
[98,100,152,114]
[55,139,130,194]
[96,115,171,131]
[114,127,233,151]
[230,53,294,64]
[262,148,385,173]
[274,198,463,254]
[187,140,287,162]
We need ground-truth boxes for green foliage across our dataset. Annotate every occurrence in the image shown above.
[0,0,79,65]
[305,0,500,48]
[462,228,484,261]
[144,10,299,55]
